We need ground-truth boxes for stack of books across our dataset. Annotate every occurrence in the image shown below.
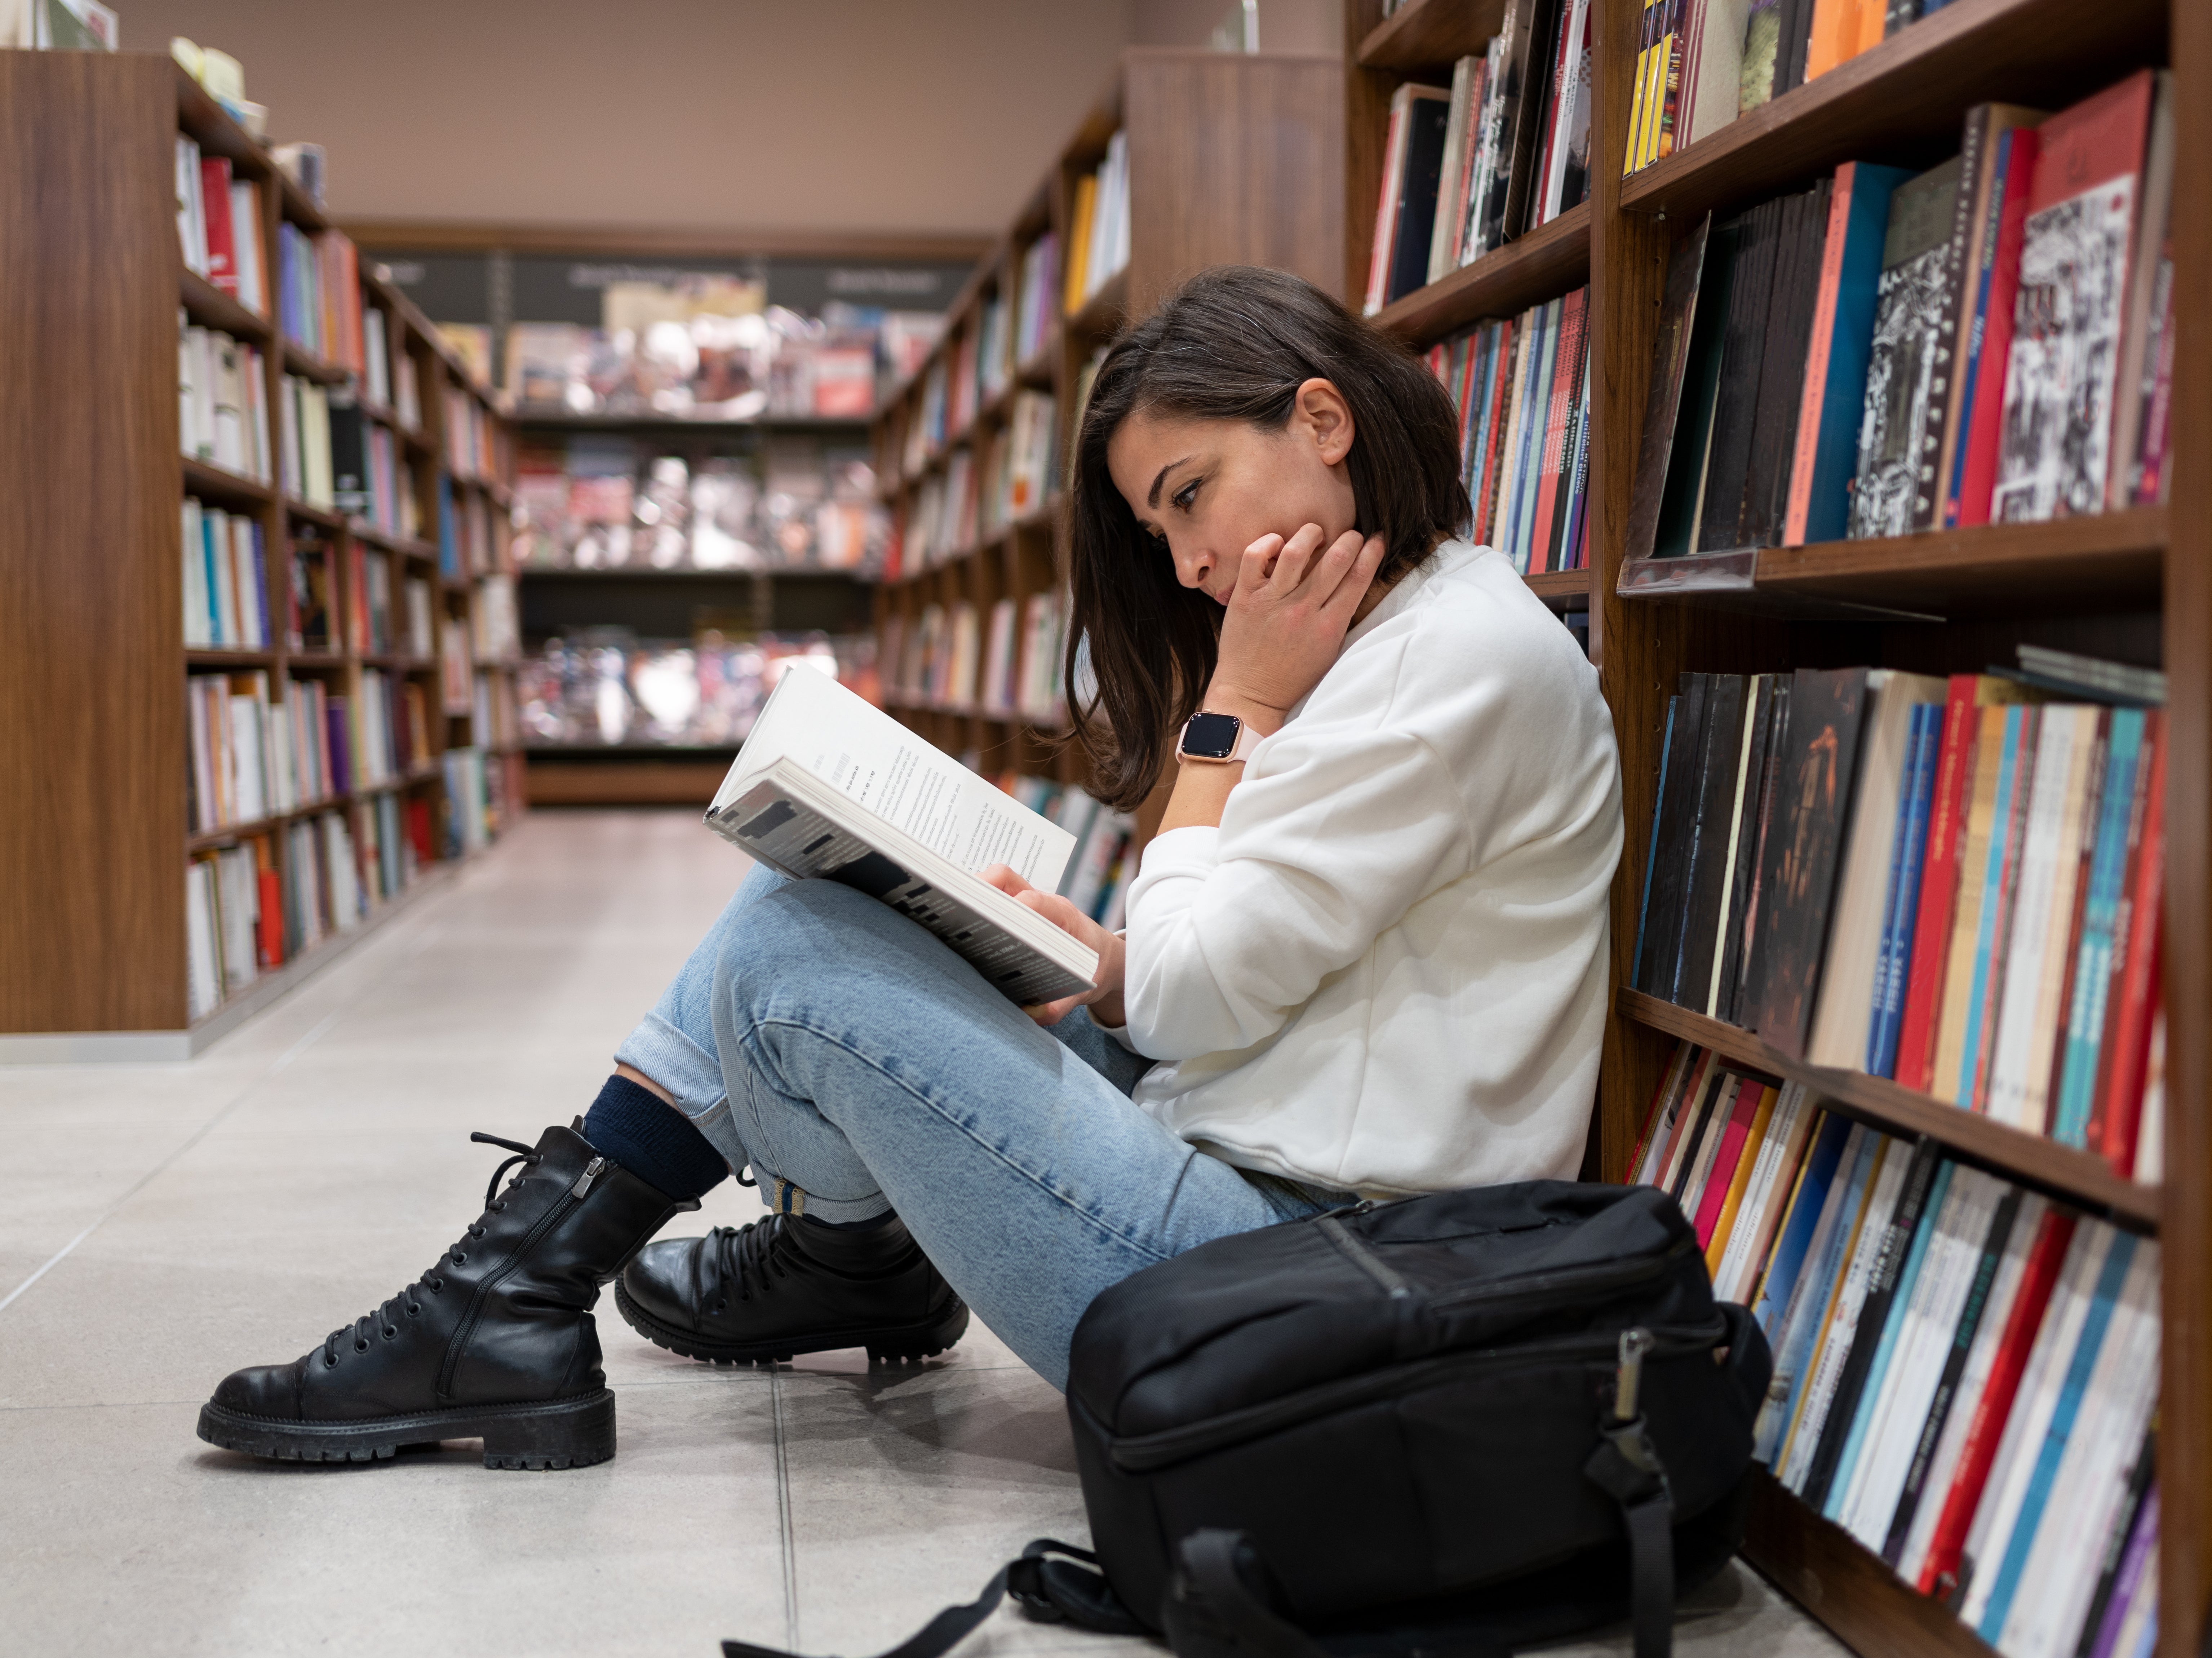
[178,320,271,484]
[1629,72,2173,560]
[1426,285,1593,573]
[181,500,270,650]
[1633,652,2166,1181]
[1631,1043,2161,1658]
[275,222,363,372]
[174,136,266,314]
[1364,0,1595,314]
[1013,235,1059,365]
[1064,132,1131,315]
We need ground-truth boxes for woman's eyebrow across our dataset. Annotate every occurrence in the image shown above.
[1148,457,1196,509]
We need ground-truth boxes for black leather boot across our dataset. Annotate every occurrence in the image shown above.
[614,1213,969,1365]
[197,1125,692,1469]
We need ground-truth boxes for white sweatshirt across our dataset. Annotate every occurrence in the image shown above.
[1118,540,1622,1196]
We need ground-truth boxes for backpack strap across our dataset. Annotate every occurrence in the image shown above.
[719,1540,1140,1658]
[1583,1415,1677,1658]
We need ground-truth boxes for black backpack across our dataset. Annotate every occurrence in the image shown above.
[724,1181,1771,1658]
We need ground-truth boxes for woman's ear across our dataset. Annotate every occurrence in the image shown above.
[1294,378,1356,467]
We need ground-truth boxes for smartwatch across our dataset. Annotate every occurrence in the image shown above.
[1178,710,1262,765]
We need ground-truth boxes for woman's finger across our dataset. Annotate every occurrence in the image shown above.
[1237,534,1283,595]
[980,863,1032,897]
[1321,533,1388,620]
[1269,522,1327,591]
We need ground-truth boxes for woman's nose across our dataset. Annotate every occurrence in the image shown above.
[1179,548,1212,588]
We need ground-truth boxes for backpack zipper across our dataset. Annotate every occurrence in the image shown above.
[1105,1317,1725,1475]
[435,1161,599,1399]
[1317,1214,1412,1299]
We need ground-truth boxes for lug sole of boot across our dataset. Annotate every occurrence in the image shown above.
[195,1388,617,1470]
[613,1280,970,1367]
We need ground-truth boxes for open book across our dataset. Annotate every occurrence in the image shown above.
[704,666,1099,1006]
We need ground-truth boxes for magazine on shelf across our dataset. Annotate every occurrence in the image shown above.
[703,665,1098,1007]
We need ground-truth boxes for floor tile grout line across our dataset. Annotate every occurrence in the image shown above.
[770,1365,801,1650]
[0,1007,346,1319]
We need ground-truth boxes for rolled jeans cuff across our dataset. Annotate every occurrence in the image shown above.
[759,1176,893,1225]
[613,1012,728,1118]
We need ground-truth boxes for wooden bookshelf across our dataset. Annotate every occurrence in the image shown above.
[0,48,520,1059]
[1342,1,2204,1654]
[868,47,1343,824]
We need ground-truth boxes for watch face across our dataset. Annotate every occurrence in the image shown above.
[1182,711,1243,760]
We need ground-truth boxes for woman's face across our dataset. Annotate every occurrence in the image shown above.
[1105,378,1359,606]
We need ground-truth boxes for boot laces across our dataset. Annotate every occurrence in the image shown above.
[703,1218,794,1312]
[319,1132,542,1369]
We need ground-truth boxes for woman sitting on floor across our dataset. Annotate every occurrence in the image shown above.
[198,265,1623,1468]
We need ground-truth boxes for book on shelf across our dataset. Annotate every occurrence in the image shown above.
[178,318,271,484]
[280,373,335,509]
[703,666,1098,1007]
[1626,72,2174,564]
[1424,285,1594,574]
[1629,1041,2162,1656]
[1017,591,1068,722]
[1364,81,1453,315]
[1627,0,1993,172]
[181,498,269,650]
[1064,131,1130,317]
[1014,234,1058,365]
[1630,654,2166,1176]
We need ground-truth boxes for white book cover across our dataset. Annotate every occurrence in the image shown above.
[1999,1238,2159,1658]
[1987,706,2099,1128]
[228,181,264,315]
[185,860,221,1019]
[181,499,209,647]
[217,846,257,992]
[1755,1122,1871,1465]
[1780,1141,1909,1491]
[1958,1220,2114,1627]
[1992,174,2137,522]
[1427,55,1479,283]
[226,692,265,824]
[1896,1191,2048,1584]
[1842,1168,2000,1548]
[704,666,1095,1007]
[1805,670,1946,1064]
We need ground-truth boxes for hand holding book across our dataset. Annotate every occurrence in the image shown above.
[980,864,1127,1029]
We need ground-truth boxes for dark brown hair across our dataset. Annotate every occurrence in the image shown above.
[1067,266,1469,810]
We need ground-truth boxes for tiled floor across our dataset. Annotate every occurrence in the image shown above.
[0,810,1848,1658]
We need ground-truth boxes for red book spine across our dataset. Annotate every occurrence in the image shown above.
[1917,1206,2078,1598]
[1894,676,1981,1091]
[1526,292,1585,572]
[1955,129,2040,527]
[2097,716,2166,1171]
[255,866,284,967]
[1364,98,1409,315]
[1473,319,1516,541]
[2087,712,2163,1154]
[1785,164,1856,545]
[1692,1078,1761,1246]
[199,158,237,293]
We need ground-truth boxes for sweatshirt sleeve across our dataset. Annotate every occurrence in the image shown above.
[1121,722,1469,1061]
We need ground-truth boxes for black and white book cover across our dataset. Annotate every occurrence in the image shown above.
[1849,159,1960,540]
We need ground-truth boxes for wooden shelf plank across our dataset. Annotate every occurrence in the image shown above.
[509,411,871,433]
[284,496,345,529]
[1620,0,2168,223]
[179,269,272,342]
[1525,569,1592,603]
[1356,0,1507,70]
[1616,988,2159,1226]
[1373,203,1592,347]
[184,648,275,668]
[1755,509,2166,613]
[1740,1472,1999,1658]
[181,456,274,507]
[282,340,349,386]
[1067,266,1132,341]
[1616,510,2166,617]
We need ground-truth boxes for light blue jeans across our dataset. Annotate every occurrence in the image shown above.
[613,865,1347,1388]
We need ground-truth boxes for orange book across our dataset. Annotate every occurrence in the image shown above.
[1802,0,1862,82]
[1703,1082,1778,1274]
[1063,175,1098,317]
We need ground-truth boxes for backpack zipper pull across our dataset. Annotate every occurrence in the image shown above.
[571,1156,608,1198]
[1613,1327,1653,1423]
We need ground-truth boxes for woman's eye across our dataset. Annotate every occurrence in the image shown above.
[1173,481,1200,512]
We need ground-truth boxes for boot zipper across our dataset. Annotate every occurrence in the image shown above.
[436,1173,589,1399]
[1106,1317,1725,1474]
[571,1156,607,1198]
[1317,1215,1411,1299]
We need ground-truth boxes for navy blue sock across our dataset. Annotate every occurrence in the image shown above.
[581,1074,730,1201]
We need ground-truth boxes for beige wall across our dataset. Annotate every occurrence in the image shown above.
[125,0,1339,240]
